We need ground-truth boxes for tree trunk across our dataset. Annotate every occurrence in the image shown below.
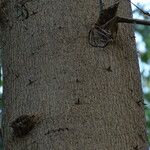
[1,0,148,149]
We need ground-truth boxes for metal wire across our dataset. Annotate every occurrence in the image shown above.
[99,0,104,15]
[88,25,113,48]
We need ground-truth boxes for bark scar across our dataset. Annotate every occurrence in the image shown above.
[44,128,69,136]
[10,114,40,138]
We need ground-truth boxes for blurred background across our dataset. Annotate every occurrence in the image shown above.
[133,0,150,145]
[0,0,149,149]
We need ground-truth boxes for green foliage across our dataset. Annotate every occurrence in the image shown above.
[135,25,150,63]
[145,93,150,101]
[134,4,150,144]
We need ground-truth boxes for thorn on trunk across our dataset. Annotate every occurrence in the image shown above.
[106,66,112,72]
[75,98,81,105]
[27,79,37,86]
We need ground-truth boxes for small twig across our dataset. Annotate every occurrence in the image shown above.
[127,0,150,17]
[117,16,150,26]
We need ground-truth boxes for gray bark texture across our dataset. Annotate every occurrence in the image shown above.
[1,0,148,149]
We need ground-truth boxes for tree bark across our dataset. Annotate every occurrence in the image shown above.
[1,0,148,149]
